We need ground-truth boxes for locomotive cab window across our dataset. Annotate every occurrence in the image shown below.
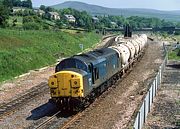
[56,58,88,72]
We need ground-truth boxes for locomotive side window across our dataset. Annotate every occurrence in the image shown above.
[94,68,99,80]
[88,65,92,73]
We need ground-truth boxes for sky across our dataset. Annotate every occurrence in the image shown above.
[31,0,180,11]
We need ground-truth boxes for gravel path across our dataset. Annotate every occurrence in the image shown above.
[70,40,164,129]
[143,60,180,129]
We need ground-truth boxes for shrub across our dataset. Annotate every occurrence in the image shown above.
[42,23,50,30]
[23,22,40,30]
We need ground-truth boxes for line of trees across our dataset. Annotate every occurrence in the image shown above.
[56,8,180,30]
[4,0,32,8]
[0,0,32,27]
[1,1,180,31]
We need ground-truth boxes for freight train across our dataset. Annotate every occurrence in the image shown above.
[48,34,148,109]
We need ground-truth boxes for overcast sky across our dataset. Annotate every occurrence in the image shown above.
[31,0,180,11]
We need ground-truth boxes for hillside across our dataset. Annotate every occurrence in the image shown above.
[52,1,180,21]
[0,29,101,82]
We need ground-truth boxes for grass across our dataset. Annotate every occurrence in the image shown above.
[0,29,101,82]
[168,49,180,60]
[168,35,180,60]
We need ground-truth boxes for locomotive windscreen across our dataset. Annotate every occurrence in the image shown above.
[55,58,88,72]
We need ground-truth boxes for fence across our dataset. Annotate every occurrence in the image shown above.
[132,46,168,129]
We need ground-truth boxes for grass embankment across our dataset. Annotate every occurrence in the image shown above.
[168,35,180,60]
[0,29,101,82]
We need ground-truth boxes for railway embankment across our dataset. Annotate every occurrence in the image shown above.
[0,29,101,82]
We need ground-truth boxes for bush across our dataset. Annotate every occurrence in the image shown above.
[23,16,34,24]
[42,24,50,30]
[174,31,180,35]
[23,22,40,30]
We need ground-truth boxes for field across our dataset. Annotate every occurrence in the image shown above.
[0,29,101,82]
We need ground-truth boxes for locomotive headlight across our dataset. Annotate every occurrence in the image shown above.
[48,76,58,88]
[74,81,77,85]
[51,82,54,85]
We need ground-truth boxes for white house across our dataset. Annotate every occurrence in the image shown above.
[47,12,60,20]
[64,14,76,22]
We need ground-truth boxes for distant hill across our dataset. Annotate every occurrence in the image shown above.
[52,1,180,21]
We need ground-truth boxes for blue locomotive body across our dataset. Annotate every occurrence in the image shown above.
[49,48,121,99]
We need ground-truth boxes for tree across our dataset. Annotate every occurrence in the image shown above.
[12,0,21,7]
[40,5,46,11]
[176,22,180,28]
[0,6,6,27]
[0,1,9,27]
[45,7,53,12]
[3,0,13,8]
[23,16,34,23]
[22,0,32,8]
[56,19,63,29]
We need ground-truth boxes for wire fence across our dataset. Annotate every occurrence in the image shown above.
[131,44,168,129]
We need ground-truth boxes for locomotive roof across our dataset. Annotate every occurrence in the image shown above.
[72,48,117,65]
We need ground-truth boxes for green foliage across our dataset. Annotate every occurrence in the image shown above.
[168,48,180,60]
[45,6,54,12]
[12,0,21,7]
[12,0,32,8]
[23,22,40,30]
[22,15,47,30]
[0,29,101,82]
[42,23,50,30]
[55,19,64,29]
[174,31,180,35]
[2,0,13,8]
[52,1,180,22]
[59,8,94,31]
[0,4,9,27]
[40,5,46,11]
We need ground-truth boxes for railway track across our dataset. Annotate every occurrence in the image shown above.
[102,36,116,48]
[32,109,83,129]
[0,82,49,119]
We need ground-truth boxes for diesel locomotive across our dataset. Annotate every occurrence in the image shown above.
[48,33,148,108]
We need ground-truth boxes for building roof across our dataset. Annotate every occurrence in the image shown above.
[64,14,75,19]
[111,22,117,25]
[49,12,59,16]
[92,17,99,20]
[33,9,45,13]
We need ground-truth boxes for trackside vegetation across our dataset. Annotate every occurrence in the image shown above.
[0,29,101,82]
[167,35,180,60]
[168,49,180,60]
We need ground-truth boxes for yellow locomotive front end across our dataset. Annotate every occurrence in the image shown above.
[48,71,84,98]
